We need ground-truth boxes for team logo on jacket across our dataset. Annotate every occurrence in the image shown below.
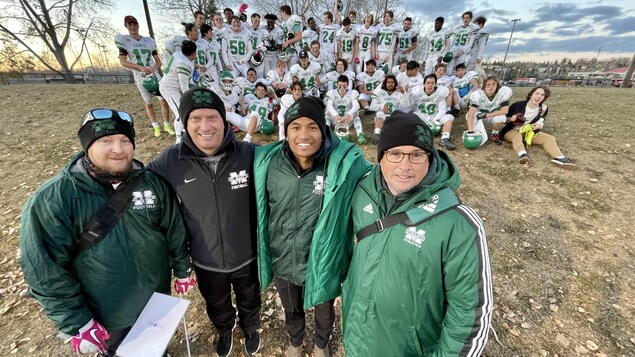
[228,170,249,190]
[313,175,326,195]
[404,227,425,248]
[132,190,157,210]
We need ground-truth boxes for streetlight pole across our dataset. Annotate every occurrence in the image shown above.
[500,18,521,81]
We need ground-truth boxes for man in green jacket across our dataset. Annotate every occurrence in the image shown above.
[342,112,493,356]
[255,97,371,357]
[20,109,193,355]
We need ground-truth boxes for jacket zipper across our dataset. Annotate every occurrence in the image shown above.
[201,161,227,269]
[292,173,301,283]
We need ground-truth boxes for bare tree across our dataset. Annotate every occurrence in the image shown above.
[150,0,218,22]
[0,0,114,83]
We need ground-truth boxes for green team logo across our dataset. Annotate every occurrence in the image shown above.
[92,119,117,135]
[192,90,215,106]
[415,125,432,148]
[285,102,300,122]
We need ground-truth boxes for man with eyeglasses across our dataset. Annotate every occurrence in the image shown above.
[342,112,493,357]
[20,109,193,356]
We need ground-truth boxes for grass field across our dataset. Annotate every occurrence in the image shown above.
[0,84,634,356]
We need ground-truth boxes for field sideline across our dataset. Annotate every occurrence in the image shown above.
[0,84,633,356]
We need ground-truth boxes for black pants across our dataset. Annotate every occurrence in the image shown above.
[274,276,335,349]
[194,260,261,334]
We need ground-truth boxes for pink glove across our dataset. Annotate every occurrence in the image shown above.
[71,319,110,354]
[174,275,197,294]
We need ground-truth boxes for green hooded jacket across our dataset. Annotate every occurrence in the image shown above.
[255,132,372,309]
[20,153,191,334]
[342,150,493,357]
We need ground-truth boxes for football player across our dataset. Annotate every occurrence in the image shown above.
[325,74,367,145]
[450,63,479,112]
[249,13,268,78]
[287,50,322,96]
[277,81,304,140]
[263,14,284,74]
[466,75,512,145]
[308,40,333,76]
[321,58,356,91]
[115,15,172,137]
[336,17,358,66]
[159,39,197,143]
[222,16,254,78]
[319,11,341,59]
[301,17,319,51]
[356,59,385,111]
[396,60,424,93]
[375,10,400,74]
[355,14,378,74]
[394,17,419,64]
[447,11,480,72]
[469,16,489,78]
[231,82,277,142]
[402,74,456,150]
[267,59,290,98]
[280,5,303,66]
[368,75,403,142]
[199,24,223,86]
[423,17,452,76]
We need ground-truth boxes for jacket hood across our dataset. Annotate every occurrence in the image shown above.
[374,149,460,214]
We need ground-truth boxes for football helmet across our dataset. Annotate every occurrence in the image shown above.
[250,50,264,67]
[141,73,159,92]
[337,0,344,12]
[220,71,234,92]
[463,130,482,150]
[334,122,350,141]
[199,72,214,89]
[427,120,441,136]
[278,48,294,62]
[443,52,454,63]
[260,119,275,135]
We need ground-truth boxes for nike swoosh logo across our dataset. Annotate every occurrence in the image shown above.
[184,178,197,183]
[89,328,101,345]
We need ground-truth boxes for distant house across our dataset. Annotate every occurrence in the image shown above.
[606,67,634,87]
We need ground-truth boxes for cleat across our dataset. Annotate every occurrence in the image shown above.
[153,126,161,137]
[439,138,456,150]
[372,133,380,144]
[357,133,368,145]
[163,123,175,135]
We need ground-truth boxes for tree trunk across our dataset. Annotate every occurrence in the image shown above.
[620,53,635,88]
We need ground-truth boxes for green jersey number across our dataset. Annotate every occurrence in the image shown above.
[195,49,207,65]
[250,104,268,120]
[337,104,347,116]
[342,39,353,53]
[378,31,393,46]
[398,37,409,49]
[385,101,394,114]
[230,40,246,56]
[431,38,443,52]
[323,30,335,43]
[132,48,152,66]
[209,52,217,66]
[164,55,175,73]
[418,103,437,115]
[361,36,370,50]
[300,76,316,89]
[454,33,468,46]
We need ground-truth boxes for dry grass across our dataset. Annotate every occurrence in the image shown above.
[0,84,634,356]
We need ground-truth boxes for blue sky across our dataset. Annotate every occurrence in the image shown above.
[111,0,635,62]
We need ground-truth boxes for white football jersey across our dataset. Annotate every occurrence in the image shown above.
[471,28,489,60]
[375,22,400,53]
[356,25,378,53]
[279,93,296,110]
[356,70,385,93]
[424,28,452,58]
[395,26,420,52]
[469,86,513,112]
[249,27,268,52]
[301,28,319,50]
[396,72,424,91]
[322,70,356,90]
[319,23,341,55]
[194,38,211,67]
[326,89,360,116]
[451,23,479,52]
[164,35,187,56]
[245,95,276,120]
[114,34,157,78]
[211,84,240,111]
[451,71,479,97]
[407,86,449,119]
[436,74,453,88]
[336,27,357,55]
[372,88,403,115]
[267,69,287,84]
[212,26,226,46]
[264,26,284,55]
[222,29,253,64]
[206,39,222,68]
[308,49,333,75]
[160,52,194,93]
[288,62,321,89]
[282,15,303,52]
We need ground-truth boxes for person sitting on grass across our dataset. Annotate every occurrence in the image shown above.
[500,85,577,169]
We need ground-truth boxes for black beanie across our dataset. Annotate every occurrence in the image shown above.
[377,111,435,162]
[78,109,135,151]
[178,87,227,128]
[284,96,327,139]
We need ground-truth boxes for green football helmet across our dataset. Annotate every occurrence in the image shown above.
[220,71,234,92]
[443,52,454,63]
[334,122,350,141]
[463,131,482,150]
[141,73,159,92]
[260,119,275,135]
[427,121,441,136]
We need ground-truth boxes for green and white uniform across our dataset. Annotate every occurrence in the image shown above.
[115,34,161,103]
[356,70,385,102]
[405,85,453,124]
[355,24,378,73]
[221,28,254,77]
[423,27,452,76]
[394,25,420,63]
[375,22,400,72]
[319,23,341,57]
[336,27,357,62]
[288,62,321,95]
[370,87,403,121]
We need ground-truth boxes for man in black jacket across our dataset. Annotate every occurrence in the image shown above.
[148,88,261,357]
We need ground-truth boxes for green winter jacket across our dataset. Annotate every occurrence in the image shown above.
[342,150,493,357]
[255,132,372,309]
[20,153,191,335]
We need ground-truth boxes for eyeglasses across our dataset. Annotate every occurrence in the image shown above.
[81,109,134,127]
[384,150,429,164]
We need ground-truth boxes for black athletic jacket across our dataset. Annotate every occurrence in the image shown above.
[149,127,257,272]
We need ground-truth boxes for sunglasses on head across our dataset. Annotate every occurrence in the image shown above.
[81,109,134,127]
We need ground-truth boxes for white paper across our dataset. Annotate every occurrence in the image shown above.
[116,292,190,357]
